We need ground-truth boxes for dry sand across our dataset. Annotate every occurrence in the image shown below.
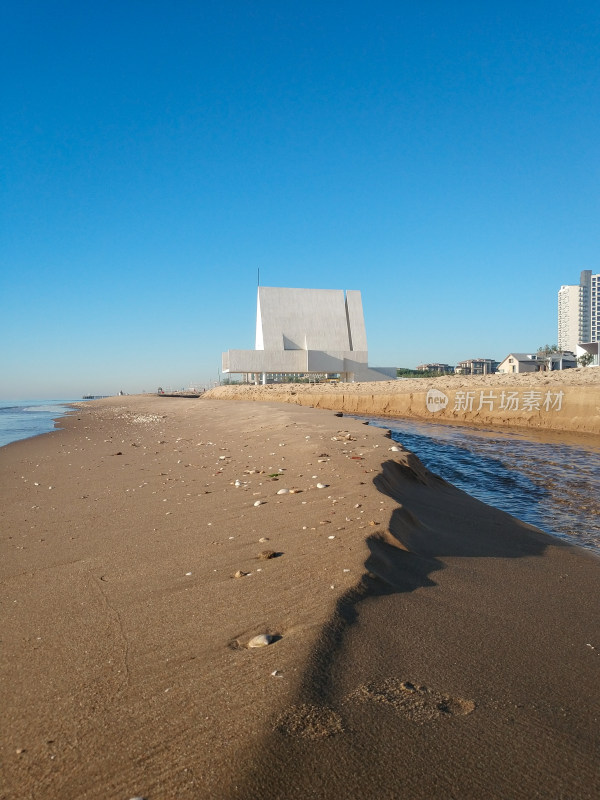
[1,394,598,799]
[206,368,600,435]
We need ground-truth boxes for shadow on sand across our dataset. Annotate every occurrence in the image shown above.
[226,454,555,799]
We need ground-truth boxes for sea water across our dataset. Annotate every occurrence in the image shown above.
[0,400,79,449]
[354,415,600,554]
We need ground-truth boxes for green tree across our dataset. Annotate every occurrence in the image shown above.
[577,352,594,367]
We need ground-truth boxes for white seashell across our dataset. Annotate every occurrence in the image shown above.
[390,446,401,451]
[253,500,264,507]
[234,480,241,487]
[248,634,272,648]
[316,483,327,489]
[276,488,290,494]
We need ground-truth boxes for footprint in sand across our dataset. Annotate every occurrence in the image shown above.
[345,678,475,723]
[275,704,344,739]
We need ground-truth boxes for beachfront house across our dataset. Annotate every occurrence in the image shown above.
[455,358,499,375]
[497,351,577,373]
[497,353,544,374]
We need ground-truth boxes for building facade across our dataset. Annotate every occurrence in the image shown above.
[455,358,499,375]
[497,352,576,373]
[558,270,599,352]
[222,287,396,383]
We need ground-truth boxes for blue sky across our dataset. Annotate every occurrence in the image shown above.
[2,1,599,397]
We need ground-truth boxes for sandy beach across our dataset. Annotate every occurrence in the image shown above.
[1,394,599,799]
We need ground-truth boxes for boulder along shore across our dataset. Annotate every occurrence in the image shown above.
[0,394,598,799]
[205,368,600,435]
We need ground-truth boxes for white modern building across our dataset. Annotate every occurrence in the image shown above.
[222,286,396,383]
[558,270,599,356]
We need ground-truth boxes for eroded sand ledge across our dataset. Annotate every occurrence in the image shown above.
[0,395,598,800]
[205,368,600,434]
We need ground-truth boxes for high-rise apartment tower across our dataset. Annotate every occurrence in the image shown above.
[558,270,599,352]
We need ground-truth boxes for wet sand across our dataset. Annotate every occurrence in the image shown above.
[1,395,598,799]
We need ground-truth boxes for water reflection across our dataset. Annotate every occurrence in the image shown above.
[353,416,600,554]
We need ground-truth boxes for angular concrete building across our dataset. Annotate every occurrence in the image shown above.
[222,286,395,383]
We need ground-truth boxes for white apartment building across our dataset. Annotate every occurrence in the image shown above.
[558,270,599,352]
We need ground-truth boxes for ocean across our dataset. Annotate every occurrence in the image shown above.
[0,399,80,449]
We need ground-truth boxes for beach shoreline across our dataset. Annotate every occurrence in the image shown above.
[205,368,600,435]
[1,395,598,799]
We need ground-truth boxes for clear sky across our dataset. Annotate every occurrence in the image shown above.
[2,1,599,398]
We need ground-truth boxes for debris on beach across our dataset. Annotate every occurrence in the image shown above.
[258,550,277,560]
[234,570,249,578]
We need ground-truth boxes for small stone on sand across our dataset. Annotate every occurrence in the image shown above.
[248,634,273,648]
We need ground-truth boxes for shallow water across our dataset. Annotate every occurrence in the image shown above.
[0,400,78,448]
[353,416,600,554]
